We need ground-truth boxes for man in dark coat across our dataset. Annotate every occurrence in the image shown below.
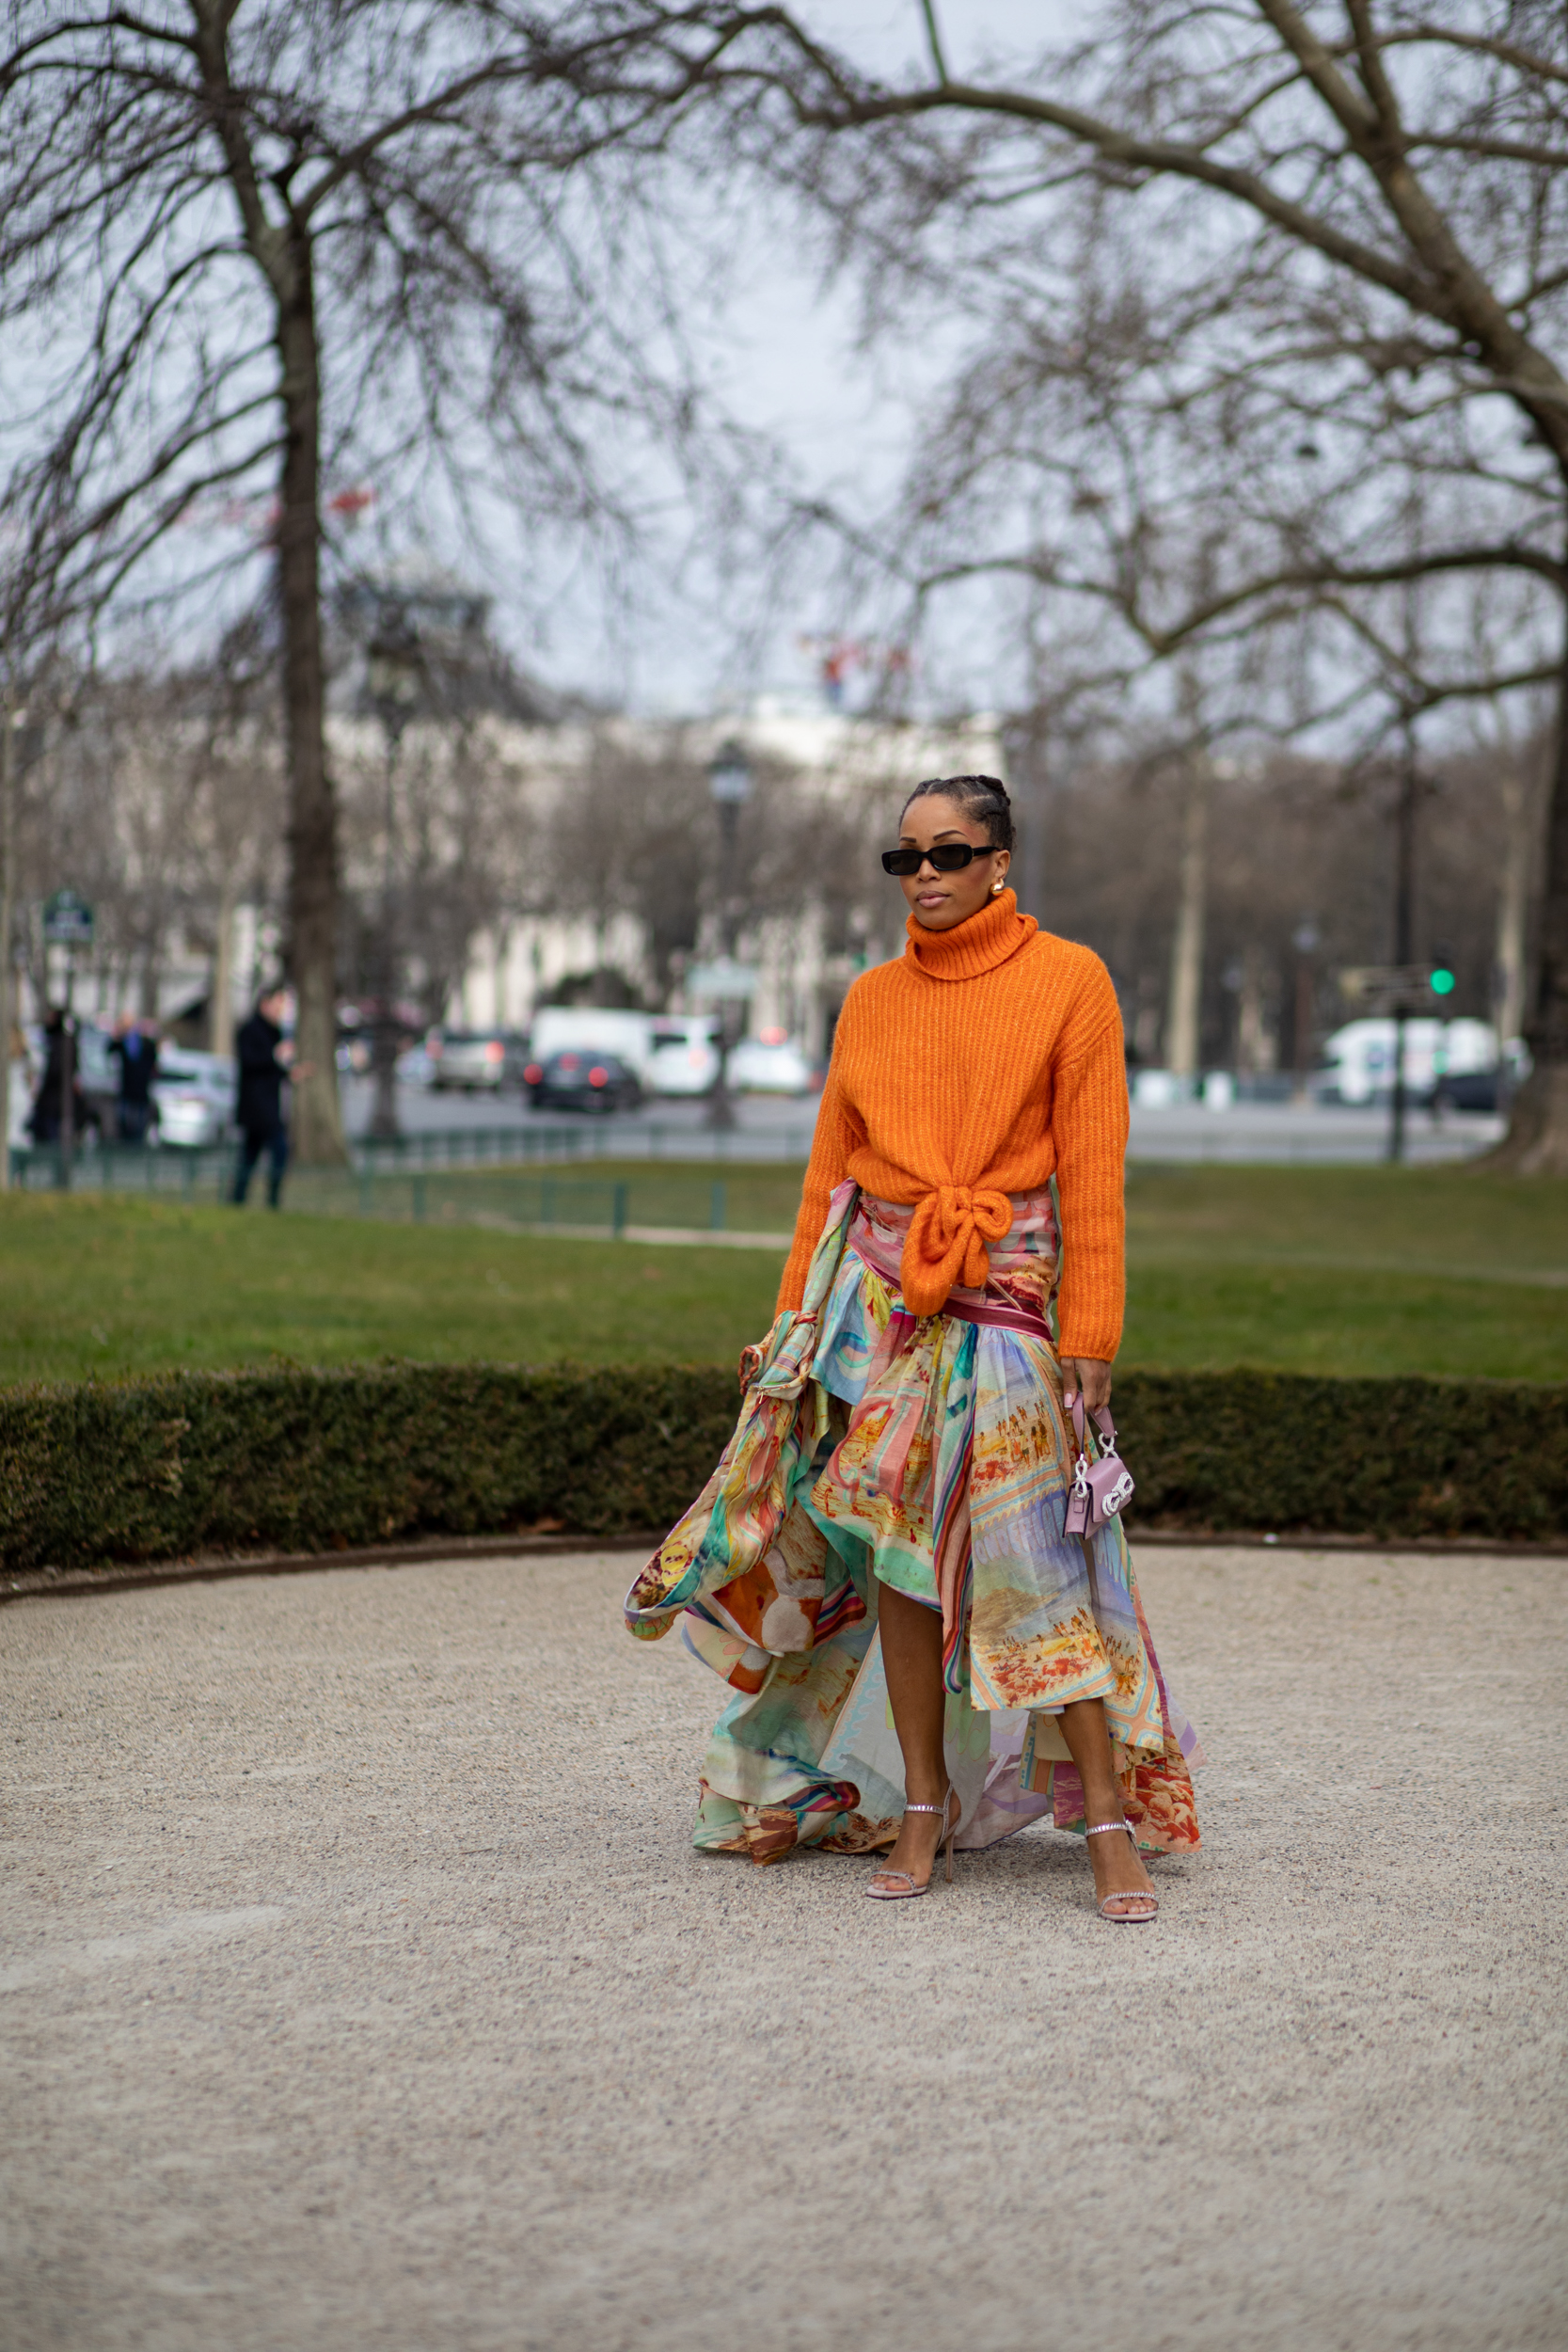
[232,987,293,1207]
[109,1018,159,1143]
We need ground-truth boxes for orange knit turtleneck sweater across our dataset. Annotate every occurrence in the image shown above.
[777,890,1129,1360]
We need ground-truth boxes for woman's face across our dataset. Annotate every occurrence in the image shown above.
[894,795,1010,932]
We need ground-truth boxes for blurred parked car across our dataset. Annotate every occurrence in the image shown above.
[63,1025,119,1143]
[524,1048,642,1115]
[1319,1017,1497,1106]
[73,1022,120,1136]
[150,1050,237,1148]
[531,1006,655,1081]
[428,1027,529,1092]
[728,1033,812,1095]
[644,1019,720,1097]
[395,1042,436,1089]
[1437,1037,1528,1113]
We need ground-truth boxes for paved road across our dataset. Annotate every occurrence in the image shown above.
[3,1545,1563,2352]
[343,1077,1500,1166]
[341,1077,822,1159]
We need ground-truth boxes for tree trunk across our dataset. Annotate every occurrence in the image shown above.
[275,249,346,1166]
[1164,753,1208,1082]
[0,696,14,1189]
[1015,726,1048,925]
[1486,598,1568,1174]
[1236,945,1270,1076]
[1493,767,1528,1049]
[211,882,236,1061]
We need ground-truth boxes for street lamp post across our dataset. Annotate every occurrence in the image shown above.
[365,616,422,1144]
[1291,920,1320,1105]
[705,739,752,1133]
[1388,720,1421,1165]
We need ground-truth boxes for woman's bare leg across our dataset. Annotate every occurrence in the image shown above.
[1058,1696,1157,1911]
[871,1581,953,1888]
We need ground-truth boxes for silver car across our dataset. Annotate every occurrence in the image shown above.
[428,1028,529,1092]
[151,1051,238,1148]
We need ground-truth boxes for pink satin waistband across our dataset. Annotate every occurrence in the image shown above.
[849,1191,1057,1337]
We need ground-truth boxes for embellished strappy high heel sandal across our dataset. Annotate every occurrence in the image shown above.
[1086,1819,1159,1922]
[863,1786,960,1900]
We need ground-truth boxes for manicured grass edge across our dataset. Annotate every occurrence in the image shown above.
[1,1364,1563,1575]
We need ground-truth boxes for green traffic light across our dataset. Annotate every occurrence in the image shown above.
[1430,967,1456,996]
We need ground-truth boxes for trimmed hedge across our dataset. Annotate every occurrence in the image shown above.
[1120,1371,1568,1544]
[0,1364,736,1575]
[1,1364,1564,1575]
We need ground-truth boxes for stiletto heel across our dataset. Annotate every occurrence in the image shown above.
[1085,1818,1159,1922]
[864,1785,960,1900]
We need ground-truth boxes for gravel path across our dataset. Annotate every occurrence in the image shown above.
[2,1544,1563,2352]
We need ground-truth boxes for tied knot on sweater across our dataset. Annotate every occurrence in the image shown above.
[901,1184,1014,1317]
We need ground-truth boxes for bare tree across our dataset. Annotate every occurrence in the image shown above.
[0,1,745,1159]
[4,639,283,1043]
[667,0,1568,1164]
[544,729,711,1001]
[1015,721,1541,1082]
[189,612,287,1058]
[337,707,541,1044]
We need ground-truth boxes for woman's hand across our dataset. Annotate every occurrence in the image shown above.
[1063,1356,1113,1413]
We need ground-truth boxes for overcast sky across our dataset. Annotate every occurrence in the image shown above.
[1,4,1069,721]
[480,2,1059,718]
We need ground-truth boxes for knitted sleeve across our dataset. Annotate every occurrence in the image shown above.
[775,1052,864,1312]
[1052,966,1129,1361]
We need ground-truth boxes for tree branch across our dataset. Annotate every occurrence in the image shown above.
[187,0,290,299]
[917,1,949,87]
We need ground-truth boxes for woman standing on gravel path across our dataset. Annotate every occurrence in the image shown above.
[626,774,1201,1917]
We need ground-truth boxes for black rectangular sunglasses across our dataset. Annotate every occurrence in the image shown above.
[880,842,987,876]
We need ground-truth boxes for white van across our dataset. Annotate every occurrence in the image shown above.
[644,1015,721,1097]
[528,1006,655,1081]
[1320,1017,1497,1105]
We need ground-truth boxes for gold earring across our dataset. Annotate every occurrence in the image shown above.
[991,879,1004,894]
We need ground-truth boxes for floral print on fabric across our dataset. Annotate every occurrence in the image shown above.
[624,1182,865,1697]
[624,1183,1203,1865]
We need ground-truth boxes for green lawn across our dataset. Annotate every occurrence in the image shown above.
[0,1188,784,1386]
[1121,1163,1568,1378]
[0,1161,1564,1386]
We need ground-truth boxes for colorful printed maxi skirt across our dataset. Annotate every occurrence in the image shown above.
[624,1181,1204,1866]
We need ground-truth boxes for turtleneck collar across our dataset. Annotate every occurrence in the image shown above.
[903,887,1037,981]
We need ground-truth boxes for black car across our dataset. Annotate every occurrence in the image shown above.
[1434,1068,1502,1113]
[524,1047,642,1115]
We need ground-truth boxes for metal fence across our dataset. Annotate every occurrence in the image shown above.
[7,1115,816,1191]
[349,1120,818,1168]
[303,1168,635,1235]
[7,1140,236,1199]
[4,1142,758,1240]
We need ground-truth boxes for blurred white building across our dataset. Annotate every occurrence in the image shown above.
[442,697,1003,1059]
[11,691,1001,1072]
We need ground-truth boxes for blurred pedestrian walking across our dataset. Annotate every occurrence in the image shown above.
[109,1016,159,1143]
[26,1009,88,1147]
[232,987,306,1208]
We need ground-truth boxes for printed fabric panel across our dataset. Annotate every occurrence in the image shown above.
[624,1182,1203,1866]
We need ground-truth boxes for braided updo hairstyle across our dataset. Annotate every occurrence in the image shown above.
[899,773,1015,853]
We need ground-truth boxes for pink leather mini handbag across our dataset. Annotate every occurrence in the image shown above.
[1063,1394,1135,1537]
